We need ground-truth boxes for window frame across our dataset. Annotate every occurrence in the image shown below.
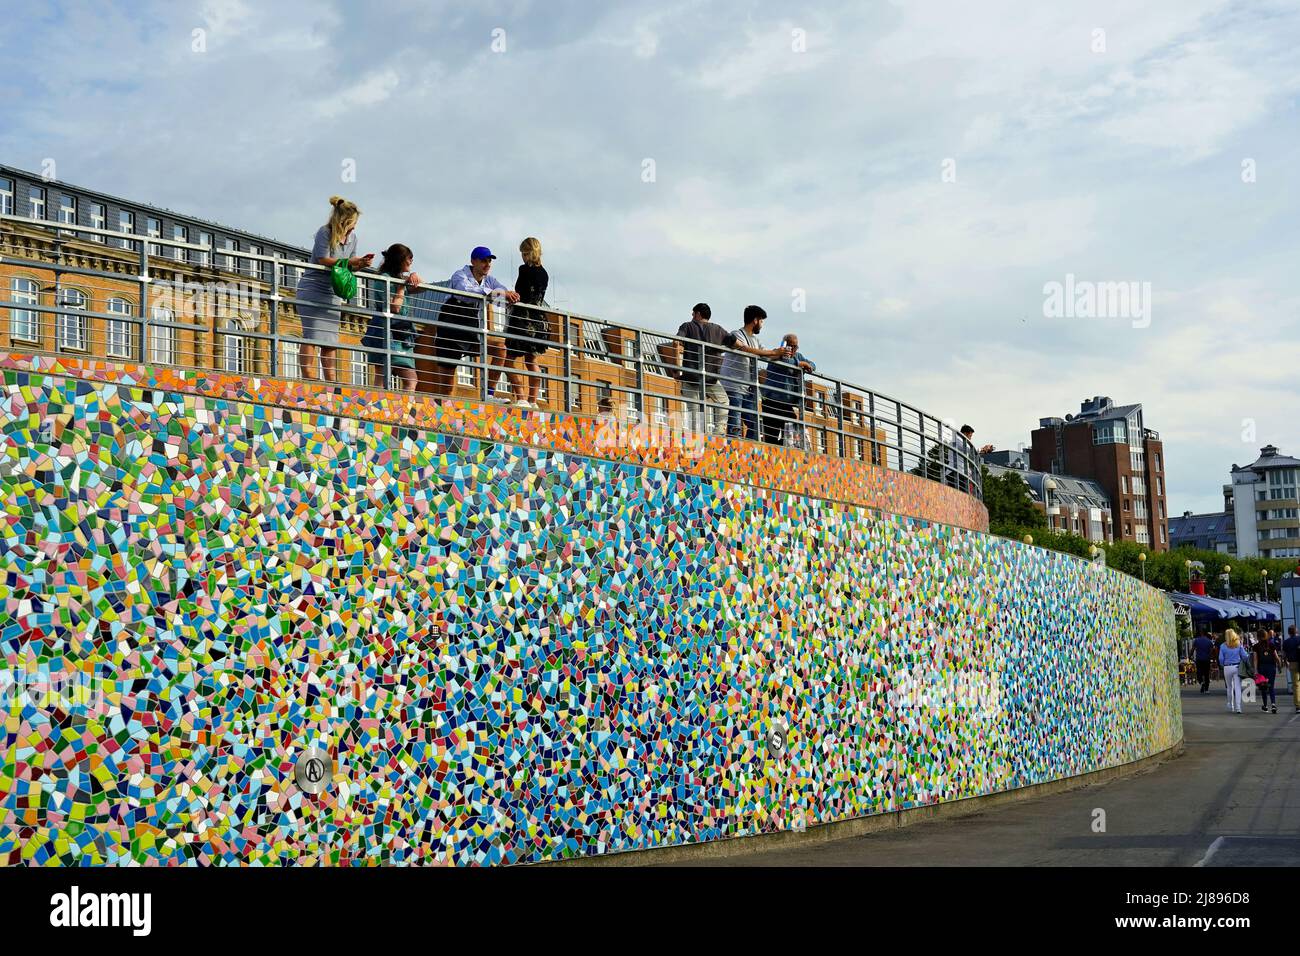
[9,275,41,343]
[56,287,89,351]
[106,297,135,359]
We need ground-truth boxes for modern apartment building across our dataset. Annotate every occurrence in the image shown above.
[1029,395,1169,550]
[1226,445,1300,558]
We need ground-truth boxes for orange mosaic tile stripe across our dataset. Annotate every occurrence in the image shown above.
[1,351,989,532]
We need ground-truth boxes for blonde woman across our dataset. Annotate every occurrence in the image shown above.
[1218,629,1248,714]
[296,196,373,383]
[504,237,551,408]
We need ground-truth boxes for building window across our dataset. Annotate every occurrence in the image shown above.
[280,341,301,379]
[455,364,474,389]
[350,350,368,385]
[146,217,162,256]
[247,244,262,279]
[1135,525,1150,544]
[89,203,106,242]
[172,224,188,261]
[1092,420,1127,444]
[221,326,246,373]
[106,298,134,358]
[1159,525,1166,544]
[196,231,212,267]
[1156,476,1163,496]
[57,288,88,351]
[1155,452,1162,471]
[221,237,236,271]
[58,194,77,236]
[119,210,135,249]
[1121,475,1129,494]
[1131,475,1146,496]
[149,306,176,365]
[28,185,46,219]
[9,277,40,342]
[0,177,13,215]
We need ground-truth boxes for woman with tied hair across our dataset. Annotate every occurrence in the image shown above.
[361,243,423,392]
[1218,628,1249,714]
[504,236,551,409]
[295,196,375,383]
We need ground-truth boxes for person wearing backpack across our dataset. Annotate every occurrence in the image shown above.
[295,196,374,384]
[1218,629,1248,714]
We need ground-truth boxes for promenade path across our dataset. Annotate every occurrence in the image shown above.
[679,682,1300,867]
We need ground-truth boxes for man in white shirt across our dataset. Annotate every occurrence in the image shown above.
[717,305,787,440]
[427,246,519,397]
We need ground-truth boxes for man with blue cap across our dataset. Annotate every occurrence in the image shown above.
[428,246,520,397]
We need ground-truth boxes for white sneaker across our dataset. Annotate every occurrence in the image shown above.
[515,399,534,409]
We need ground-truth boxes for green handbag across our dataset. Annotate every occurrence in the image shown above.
[330,256,357,301]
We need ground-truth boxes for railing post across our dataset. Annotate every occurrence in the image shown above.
[138,235,149,365]
[269,252,280,378]
[562,315,573,412]
[835,382,845,459]
[635,329,645,421]
[479,294,489,402]
[382,273,393,390]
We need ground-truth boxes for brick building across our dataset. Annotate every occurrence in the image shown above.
[1,164,885,465]
[1029,396,1169,550]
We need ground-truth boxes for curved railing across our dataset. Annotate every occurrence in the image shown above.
[0,212,982,499]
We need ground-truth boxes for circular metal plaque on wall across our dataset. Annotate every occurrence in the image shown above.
[767,721,788,758]
[294,746,333,794]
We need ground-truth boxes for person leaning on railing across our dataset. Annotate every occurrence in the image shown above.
[948,425,992,493]
[427,246,519,398]
[295,196,374,384]
[670,303,742,437]
[361,243,423,392]
[760,333,815,445]
[719,305,787,441]
[504,237,550,409]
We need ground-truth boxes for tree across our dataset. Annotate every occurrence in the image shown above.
[981,466,1047,537]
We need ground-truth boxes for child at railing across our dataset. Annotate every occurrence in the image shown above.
[362,243,422,391]
[505,237,551,409]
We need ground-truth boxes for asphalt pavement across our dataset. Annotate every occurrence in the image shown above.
[680,677,1300,866]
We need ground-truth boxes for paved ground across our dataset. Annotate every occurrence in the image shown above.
[683,679,1300,866]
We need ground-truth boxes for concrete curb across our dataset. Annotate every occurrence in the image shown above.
[543,739,1186,866]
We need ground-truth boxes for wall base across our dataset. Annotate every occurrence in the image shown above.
[546,739,1186,866]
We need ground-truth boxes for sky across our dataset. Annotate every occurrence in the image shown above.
[3,0,1299,515]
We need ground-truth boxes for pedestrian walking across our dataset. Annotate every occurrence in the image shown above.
[1191,628,1214,693]
[1255,629,1282,714]
[1283,625,1300,713]
[1218,629,1248,714]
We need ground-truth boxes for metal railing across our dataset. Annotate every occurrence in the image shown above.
[0,213,983,499]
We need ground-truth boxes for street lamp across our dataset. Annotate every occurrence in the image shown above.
[1262,569,1270,601]
[1221,564,1232,599]
[1139,551,1147,583]
[1023,534,1034,546]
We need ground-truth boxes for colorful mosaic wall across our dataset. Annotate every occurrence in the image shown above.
[0,362,1180,866]
[0,353,989,533]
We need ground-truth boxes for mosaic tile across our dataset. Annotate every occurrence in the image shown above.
[0,359,1180,866]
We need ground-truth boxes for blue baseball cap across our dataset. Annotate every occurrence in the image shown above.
[470,246,496,261]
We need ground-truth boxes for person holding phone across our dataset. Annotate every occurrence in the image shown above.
[295,195,373,383]
[362,243,423,392]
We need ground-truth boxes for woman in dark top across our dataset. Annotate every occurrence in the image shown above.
[504,237,551,409]
[361,243,422,391]
[1255,630,1281,714]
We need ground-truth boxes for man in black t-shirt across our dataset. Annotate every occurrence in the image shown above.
[672,303,737,437]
